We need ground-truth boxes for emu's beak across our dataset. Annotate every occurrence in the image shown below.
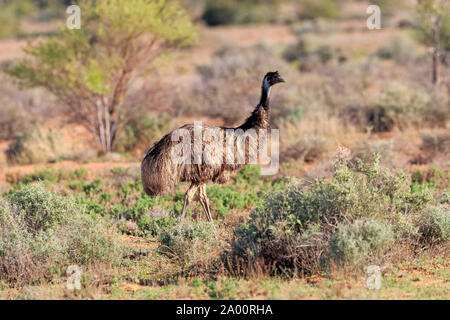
[277,76,285,83]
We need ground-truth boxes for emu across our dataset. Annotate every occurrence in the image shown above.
[141,71,284,222]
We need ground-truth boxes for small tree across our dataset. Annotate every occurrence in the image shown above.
[415,0,449,85]
[7,0,196,152]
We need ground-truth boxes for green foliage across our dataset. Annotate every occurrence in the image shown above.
[418,205,450,244]
[201,0,279,26]
[0,183,124,285]
[235,165,261,186]
[17,167,88,186]
[7,0,196,152]
[300,0,341,20]
[137,215,176,237]
[414,0,450,50]
[8,182,78,231]
[0,0,37,39]
[207,184,258,218]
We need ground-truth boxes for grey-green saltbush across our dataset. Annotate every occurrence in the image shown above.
[418,205,450,244]
[158,221,219,270]
[0,183,124,285]
[326,219,395,266]
[230,156,434,274]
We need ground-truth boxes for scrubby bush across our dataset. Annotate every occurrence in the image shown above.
[0,0,36,39]
[326,219,395,266]
[207,184,258,218]
[376,36,423,64]
[351,138,394,166]
[6,125,68,165]
[420,130,450,158]
[283,40,344,72]
[114,108,172,153]
[368,83,433,131]
[137,207,176,237]
[0,104,30,140]
[418,205,450,244]
[0,183,124,285]
[201,0,278,26]
[158,221,220,271]
[299,0,341,20]
[230,154,434,275]
[8,183,78,231]
[281,135,329,163]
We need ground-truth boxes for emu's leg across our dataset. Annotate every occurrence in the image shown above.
[199,184,213,222]
[181,183,198,220]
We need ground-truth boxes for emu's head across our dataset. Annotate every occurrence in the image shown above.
[263,71,285,89]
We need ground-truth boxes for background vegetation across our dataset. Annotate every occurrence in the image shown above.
[0,0,448,299]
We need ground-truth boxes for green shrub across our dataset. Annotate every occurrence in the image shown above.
[235,165,261,186]
[8,183,78,232]
[0,183,124,285]
[207,184,258,218]
[0,0,37,39]
[300,0,341,20]
[158,221,220,271]
[137,210,177,237]
[230,155,433,274]
[418,205,450,244]
[326,219,395,266]
[201,0,277,26]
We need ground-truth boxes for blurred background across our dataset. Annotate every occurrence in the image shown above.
[0,0,448,182]
[0,0,449,300]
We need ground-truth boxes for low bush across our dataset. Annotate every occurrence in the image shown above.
[281,135,329,163]
[6,126,68,165]
[420,131,450,158]
[351,138,394,166]
[201,0,278,26]
[158,221,220,271]
[418,205,450,244]
[367,83,433,131]
[0,183,124,285]
[375,36,423,64]
[0,104,30,140]
[299,0,341,20]
[114,108,172,153]
[229,154,434,275]
[326,218,395,266]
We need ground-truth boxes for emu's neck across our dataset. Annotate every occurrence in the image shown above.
[238,80,271,130]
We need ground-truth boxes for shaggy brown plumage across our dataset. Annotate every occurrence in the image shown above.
[141,71,284,221]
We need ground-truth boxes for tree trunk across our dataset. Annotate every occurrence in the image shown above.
[432,20,440,85]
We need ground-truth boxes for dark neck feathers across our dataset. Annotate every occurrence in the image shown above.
[238,79,271,130]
